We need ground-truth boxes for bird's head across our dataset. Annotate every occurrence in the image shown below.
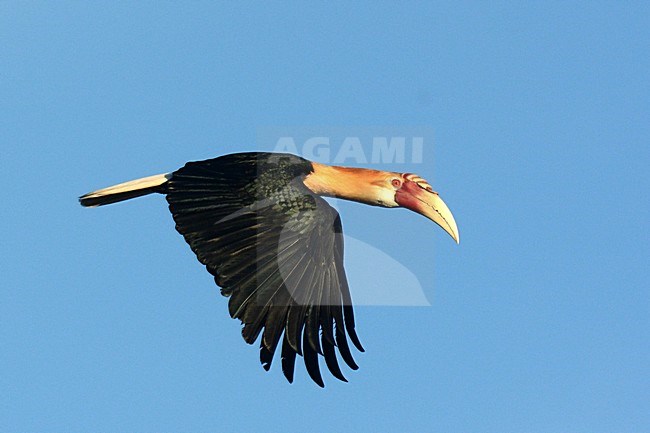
[305,163,460,244]
[366,172,460,244]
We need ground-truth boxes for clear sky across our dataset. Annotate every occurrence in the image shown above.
[2,2,648,432]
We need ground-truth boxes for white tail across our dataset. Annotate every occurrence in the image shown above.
[79,173,172,207]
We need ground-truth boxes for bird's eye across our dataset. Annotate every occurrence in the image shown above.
[391,178,402,188]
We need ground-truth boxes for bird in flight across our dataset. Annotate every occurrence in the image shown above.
[80,152,459,387]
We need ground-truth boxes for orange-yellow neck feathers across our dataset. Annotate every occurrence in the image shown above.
[304,162,400,207]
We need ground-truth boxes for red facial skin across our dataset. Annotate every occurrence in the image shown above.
[394,177,435,213]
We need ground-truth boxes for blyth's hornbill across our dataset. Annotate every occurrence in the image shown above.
[80,152,459,387]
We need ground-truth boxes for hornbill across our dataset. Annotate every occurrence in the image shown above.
[80,152,459,387]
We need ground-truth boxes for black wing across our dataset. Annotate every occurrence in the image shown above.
[164,153,364,386]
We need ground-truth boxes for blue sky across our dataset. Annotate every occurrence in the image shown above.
[2,2,649,432]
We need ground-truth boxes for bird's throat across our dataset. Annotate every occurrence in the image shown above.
[304,162,396,207]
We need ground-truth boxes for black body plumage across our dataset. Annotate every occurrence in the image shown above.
[157,153,364,386]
